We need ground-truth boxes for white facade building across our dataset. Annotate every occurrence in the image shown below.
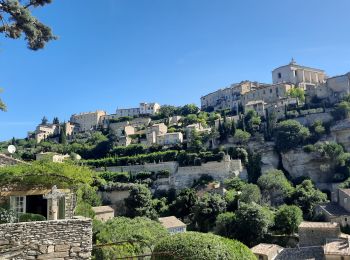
[158,216,186,234]
[116,102,161,118]
[157,132,183,146]
[272,59,326,89]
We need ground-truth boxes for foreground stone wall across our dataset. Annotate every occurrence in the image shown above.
[0,216,92,260]
[0,154,26,167]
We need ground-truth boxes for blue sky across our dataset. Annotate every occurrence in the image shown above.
[1,0,350,140]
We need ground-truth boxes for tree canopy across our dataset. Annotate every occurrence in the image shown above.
[274,205,303,235]
[275,120,310,152]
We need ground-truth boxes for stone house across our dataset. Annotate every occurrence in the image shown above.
[244,100,267,117]
[70,110,106,132]
[158,216,186,234]
[316,188,350,227]
[116,102,161,118]
[147,123,168,145]
[185,123,211,139]
[299,221,341,247]
[34,123,60,143]
[0,185,75,221]
[168,116,182,126]
[157,132,183,146]
[251,243,283,260]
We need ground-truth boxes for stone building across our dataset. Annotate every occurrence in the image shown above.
[272,59,326,89]
[316,188,350,227]
[251,243,283,260]
[0,186,75,221]
[116,102,161,118]
[156,132,183,146]
[244,100,267,117]
[70,110,106,132]
[158,216,186,234]
[298,221,341,247]
[92,205,115,222]
[200,81,255,112]
[331,119,350,152]
[34,123,59,143]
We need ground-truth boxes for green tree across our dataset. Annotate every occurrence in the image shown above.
[188,130,203,153]
[232,203,273,246]
[274,205,303,235]
[191,193,227,232]
[288,180,327,219]
[152,232,255,260]
[158,105,179,118]
[41,116,48,125]
[95,217,169,259]
[265,110,277,141]
[257,170,294,206]
[275,120,310,152]
[180,104,200,116]
[0,0,56,50]
[169,188,198,220]
[288,88,305,103]
[214,212,236,238]
[233,129,251,144]
[244,110,261,133]
[332,101,350,120]
[52,117,59,125]
[124,184,156,219]
[231,119,236,136]
[224,177,246,191]
[240,183,261,204]
[246,151,261,183]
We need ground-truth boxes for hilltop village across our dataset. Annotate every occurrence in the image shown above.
[2,60,350,259]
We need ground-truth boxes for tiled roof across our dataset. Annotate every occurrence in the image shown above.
[251,243,283,255]
[340,189,350,197]
[158,216,186,229]
[275,246,324,260]
[318,203,350,216]
[299,221,339,229]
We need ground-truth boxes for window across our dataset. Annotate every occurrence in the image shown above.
[278,72,282,78]
[10,196,26,219]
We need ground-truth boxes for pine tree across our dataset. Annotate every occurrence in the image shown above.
[41,116,48,125]
[53,117,60,125]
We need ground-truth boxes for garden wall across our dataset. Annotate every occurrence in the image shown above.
[294,112,333,126]
[104,161,178,175]
[0,216,92,259]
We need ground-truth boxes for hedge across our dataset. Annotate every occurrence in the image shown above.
[152,232,255,260]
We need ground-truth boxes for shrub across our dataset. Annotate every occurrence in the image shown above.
[18,213,46,222]
[0,208,16,224]
[275,120,310,152]
[152,232,255,260]
[99,171,130,182]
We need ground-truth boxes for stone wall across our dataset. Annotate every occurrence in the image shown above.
[103,161,178,175]
[0,216,92,259]
[294,112,333,127]
[299,223,340,247]
[172,160,242,190]
[0,154,26,167]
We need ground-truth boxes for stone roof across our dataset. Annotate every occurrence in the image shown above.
[299,221,339,229]
[92,206,114,214]
[158,216,186,229]
[275,246,324,260]
[324,239,350,256]
[318,203,350,217]
[251,243,283,255]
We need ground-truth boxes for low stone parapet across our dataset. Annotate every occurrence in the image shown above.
[0,216,92,259]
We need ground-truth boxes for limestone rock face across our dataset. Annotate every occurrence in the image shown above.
[281,149,333,183]
[248,141,279,174]
[331,119,350,152]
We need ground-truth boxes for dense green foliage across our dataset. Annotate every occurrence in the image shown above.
[169,188,198,220]
[18,213,46,222]
[0,161,96,189]
[124,184,156,219]
[257,170,294,206]
[94,217,169,259]
[152,232,255,260]
[240,183,261,204]
[287,180,327,219]
[275,120,310,152]
[274,205,303,234]
[191,193,227,232]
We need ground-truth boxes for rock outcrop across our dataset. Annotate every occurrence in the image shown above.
[281,148,334,183]
[331,118,350,152]
[248,141,279,174]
